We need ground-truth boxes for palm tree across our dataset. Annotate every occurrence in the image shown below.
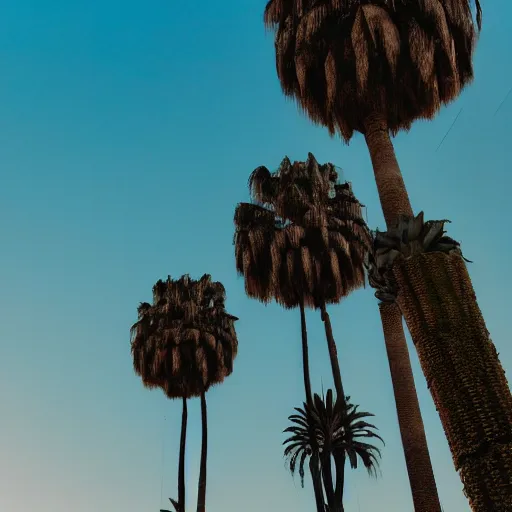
[234,153,372,509]
[284,390,383,511]
[130,274,238,512]
[262,1,512,509]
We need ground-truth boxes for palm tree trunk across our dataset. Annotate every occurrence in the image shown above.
[196,392,208,512]
[321,450,337,511]
[300,301,313,406]
[310,454,326,512]
[319,300,345,511]
[363,112,512,510]
[362,113,413,225]
[179,398,188,512]
[333,453,345,512]
[299,300,325,512]
[319,300,345,401]
[393,252,512,511]
[362,112,443,511]
[380,302,441,511]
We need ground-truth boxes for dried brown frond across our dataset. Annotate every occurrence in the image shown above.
[129,274,239,400]
[234,153,372,309]
[265,0,482,140]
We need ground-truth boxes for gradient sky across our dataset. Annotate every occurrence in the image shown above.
[0,1,510,511]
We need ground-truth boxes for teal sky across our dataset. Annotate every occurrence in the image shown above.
[0,1,511,511]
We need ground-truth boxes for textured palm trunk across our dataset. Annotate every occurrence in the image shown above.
[393,252,512,511]
[363,112,512,510]
[379,302,441,511]
[196,392,208,512]
[299,302,326,512]
[178,398,188,512]
[363,113,413,226]
[362,112,442,511]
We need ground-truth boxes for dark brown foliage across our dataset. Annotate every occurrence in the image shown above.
[264,0,482,140]
[130,274,238,399]
[234,153,371,309]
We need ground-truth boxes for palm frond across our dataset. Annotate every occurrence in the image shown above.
[129,274,239,399]
[234,153,371,309]
[265,0,482,140]
[283,390,384,492]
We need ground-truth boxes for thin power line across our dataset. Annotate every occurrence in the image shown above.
[493,86,512,117]
[436,107,463,152]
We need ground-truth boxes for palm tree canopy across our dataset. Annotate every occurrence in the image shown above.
[283,390,383,486]
[130,274,238,399]
[264,0,482,140]
[234,153,371,308]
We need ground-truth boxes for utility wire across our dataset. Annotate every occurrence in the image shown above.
[436,107,463,152]
[493,86,512,117]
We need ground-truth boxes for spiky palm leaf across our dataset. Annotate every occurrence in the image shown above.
[264,0,482,140]
[234,153,371,309]
[283,390,383,487]
[130,274,238,399]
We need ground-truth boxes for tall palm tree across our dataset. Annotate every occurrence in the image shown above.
[263,1,512,509]
[130,274,238,512]
[284,390,383,511]
[234,153,372,509]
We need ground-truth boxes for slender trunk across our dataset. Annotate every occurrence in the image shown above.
[393,252,512,511]
[310,454,326,512]
[333,454,345,512]
[319,300,345,401]
[300,301,313,407]
[321,450,337,512]
[362,113,413,227]
[319,299,345,511]
[380,302,441,511]
[196,392,208,512]
[178,398,188,512]
[363,113,442,511]
[299,301,325,512]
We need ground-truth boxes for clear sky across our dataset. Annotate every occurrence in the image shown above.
[0,1,510,511]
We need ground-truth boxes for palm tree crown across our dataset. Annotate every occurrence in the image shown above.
[264,0,482,140]
[284,390,383,486]
[234,153,371,309]
[130,274,238,399]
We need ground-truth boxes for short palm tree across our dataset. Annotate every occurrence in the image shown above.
[284,390,383,512]
[234,153,372,509]
[130,274,238,512]
[263,1,512,509]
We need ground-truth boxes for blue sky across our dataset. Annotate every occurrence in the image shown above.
[0,1,510,511]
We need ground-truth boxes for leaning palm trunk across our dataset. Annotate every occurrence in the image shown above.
[393,252,512,511]
[379,302,440,511]
[363,114,413,225]
[365,114,512,510]
[197,392,208,512]
[364,113,442,511]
